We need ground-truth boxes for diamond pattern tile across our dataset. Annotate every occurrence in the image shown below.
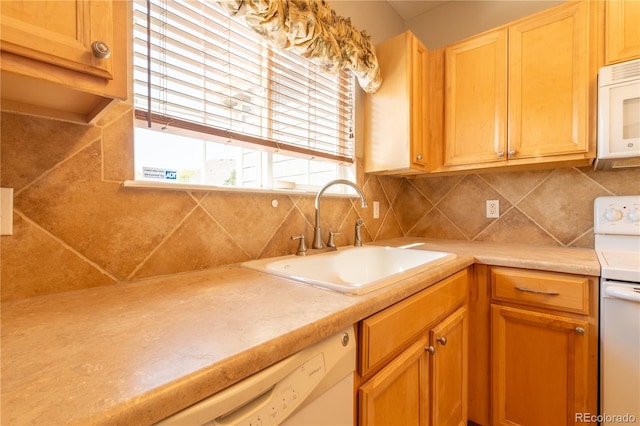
[1,214,116,301]
[102,107,134,181]
[200,192,294,259]
[479,169,552,204]
[378,175,404,204]
[1,112,101,191]
[132,207,249,279]
[437,175,512,239]
[517,168,609,245]
[393,180,432,233]
[15,141,197,279]
[375,210,404,241]
[475,208,559,246]
[578,167,640,196]
[4,109,640,302]
[260,208,312,258]
[411,175,464,204]
[408,209,466,240]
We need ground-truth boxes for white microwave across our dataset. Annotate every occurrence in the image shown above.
[595,58,640,170]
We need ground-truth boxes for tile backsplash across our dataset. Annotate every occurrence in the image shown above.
[2,108,639,302]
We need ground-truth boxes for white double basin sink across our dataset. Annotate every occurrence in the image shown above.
[242,245,456,295]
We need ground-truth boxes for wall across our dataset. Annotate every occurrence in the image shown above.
[3,108,639,302]
[406,0,564,48]
[330,1,404,45]
[331,1,565,49]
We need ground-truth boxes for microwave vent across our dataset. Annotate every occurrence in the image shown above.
[609,59,640,83]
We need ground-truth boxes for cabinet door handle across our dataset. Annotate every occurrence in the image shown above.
[436,336,447,345]
[415,154,423,161]
[575,327,585,335]
[497,151,505,158]
[515,286,560,296]
[425,345,435,354]
[92,41,111,59]
[508,149,516,156]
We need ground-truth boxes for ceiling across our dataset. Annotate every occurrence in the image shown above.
[386,1,448,20]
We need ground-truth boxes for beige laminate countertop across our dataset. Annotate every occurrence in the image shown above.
[0,238,600,425]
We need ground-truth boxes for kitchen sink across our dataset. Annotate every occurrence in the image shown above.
[241,245,456,295]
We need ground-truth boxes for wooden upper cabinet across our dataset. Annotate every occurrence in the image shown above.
[0,0,127,124]
[444,29,508,167]
[363,31,432,174]
[605,0,640,64]
[1,1,114,79]
[440,0,596,172]
[508,1,591,160]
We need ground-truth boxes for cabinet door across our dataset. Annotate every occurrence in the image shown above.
[430,307,468,426]
[359,336,429,426]
[605,0,640,64]
[508,1,591,159]
[444,29,508,167]
[491,305,589,426]
[411,36,430,170]
[0,0,114,79]
[363,31,431,174]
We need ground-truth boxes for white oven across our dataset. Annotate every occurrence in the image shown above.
[594,195,640,425]
[595,59,640,170]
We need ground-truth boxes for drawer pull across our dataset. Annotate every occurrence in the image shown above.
[575,327,585,335]
[515,286,560,296]
[436,336,447,345]
[425,346,436,354]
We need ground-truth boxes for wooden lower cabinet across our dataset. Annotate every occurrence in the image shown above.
[430,307,468,426]
[359,336,429,425]
[491,305,590,426]
[357,269,469,426]
[468,265,598,426]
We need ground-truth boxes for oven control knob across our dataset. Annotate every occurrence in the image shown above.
[628,208,640,222]
[604,208,623,221]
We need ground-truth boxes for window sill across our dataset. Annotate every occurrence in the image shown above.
[121,180,359,199]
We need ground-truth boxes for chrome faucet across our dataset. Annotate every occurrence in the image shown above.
[313,179,368,249]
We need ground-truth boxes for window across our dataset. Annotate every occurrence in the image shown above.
[132,0,356,192]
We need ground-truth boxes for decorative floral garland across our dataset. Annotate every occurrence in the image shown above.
[216,0,382,93]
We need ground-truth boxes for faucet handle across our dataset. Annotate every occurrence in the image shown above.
[327,231,340,248]
[291,235,307,256]
[354,219,364,247]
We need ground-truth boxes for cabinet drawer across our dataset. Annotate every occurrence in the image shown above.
[359,268,468,378]
[490,267,589,314]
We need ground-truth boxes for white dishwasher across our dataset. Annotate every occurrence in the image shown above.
[157,326,356,426]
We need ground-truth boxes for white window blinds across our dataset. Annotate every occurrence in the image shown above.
[133,0,355,164]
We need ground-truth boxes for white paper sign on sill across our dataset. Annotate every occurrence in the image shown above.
[143,167,178,180]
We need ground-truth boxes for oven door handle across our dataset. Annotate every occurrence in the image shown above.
[605,285,640,303]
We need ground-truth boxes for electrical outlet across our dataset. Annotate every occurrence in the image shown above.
[1,188,14,236]
[373,201,380,219]
[486,200,499,218]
